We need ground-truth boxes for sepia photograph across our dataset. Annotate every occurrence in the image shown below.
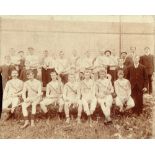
[0,15,155,139]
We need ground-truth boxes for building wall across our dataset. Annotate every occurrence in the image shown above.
[0,17,154,62]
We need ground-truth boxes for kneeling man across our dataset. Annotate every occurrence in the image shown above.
[95,68,114,125]
[114,69,135,112]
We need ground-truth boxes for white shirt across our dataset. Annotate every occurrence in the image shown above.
[80,79,95,98]
[3,78,23,99]
[46,80,63,98]
[55,58,70,74]
[114,78,131,99]
[63,81,79,100]
[96,78,114,98]
[25,55,39,69]
[94,55,107,67]
[104,56,118,66]
[78,57,93,71]
[10,56,20,65]
[43,56,56,69]
[22,79,42,99]
[69,56,80,69]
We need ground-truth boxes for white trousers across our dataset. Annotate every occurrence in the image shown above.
[81,96,97,116]
[22,97,41,117]
[97,95,113,118]
[64,98,82,118]
[3,97,19,110]
[40,97,64,113]
[115,96,135,110]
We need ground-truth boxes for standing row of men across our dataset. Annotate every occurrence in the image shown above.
[1,46,154,129]
[0,46,154,93]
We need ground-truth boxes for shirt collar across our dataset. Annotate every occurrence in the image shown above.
[145,53,150,56]
[134,63,139,68]
[119,65,124,68]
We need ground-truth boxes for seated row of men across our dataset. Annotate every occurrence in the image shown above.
[2,67,135,129]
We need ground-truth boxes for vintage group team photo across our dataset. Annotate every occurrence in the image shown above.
[0,16,155,139]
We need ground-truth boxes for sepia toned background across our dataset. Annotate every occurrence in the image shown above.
[0,15,155,63]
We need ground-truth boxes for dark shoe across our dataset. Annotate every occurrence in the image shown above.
[4,112,12,121]
[104,120,113,125]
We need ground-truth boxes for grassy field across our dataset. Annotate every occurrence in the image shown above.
[0,95,154,139]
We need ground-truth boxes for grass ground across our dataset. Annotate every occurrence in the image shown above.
[0,95,154,139]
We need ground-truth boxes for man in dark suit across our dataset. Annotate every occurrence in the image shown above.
[18,51,25,77]
[140,47,154,94]
[126,55,148,115]
[124,46,136,68]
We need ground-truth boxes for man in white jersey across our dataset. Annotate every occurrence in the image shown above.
[21,70,42,128]
[2,69,23,120]
[114,69,135,112]
[69,50,80,81]
[95,68,114,125]
[55,51,70,84]
[79,69,97,124]
[69,50,80,69]
[81,51,93,70]
[40,71,64,120]
[76,51,94,81]
[63,72,82,124]
[41,50,56,87]
[94,50,107,67]
[25,47,39,78]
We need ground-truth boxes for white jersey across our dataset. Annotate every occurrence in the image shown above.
[23,79,42,98]
[10,56,20,65]
[3,79,23,99]
[79,79,95,98]
[25,55,39,69]
[81,57,93,69]
[94,55,107,67]
[69,56,80,70]
[55,58,70,74]
[46,80,63,98]
[43,56,56,69]
[95,78,114,98]
[63,81,79,100]
[76,57,93,73]
[114,78,131,99]
[104,56,118,66]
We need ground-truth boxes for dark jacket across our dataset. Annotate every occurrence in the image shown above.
[125,64,148,90]
[124,56,134,68]
[140,54,154,75]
